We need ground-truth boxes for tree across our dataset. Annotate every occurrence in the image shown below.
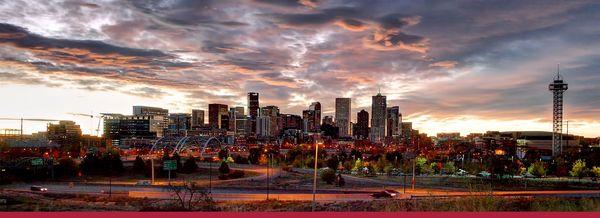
[80,154,101,175]
[591,166,600,179]
[218,149,229,160]
[103,150,124,176]
[218,161,230,175]
[350,149,362,160]
[321,168,336,184]
[56,158,78,178]
[182,156,198,174]
[168,181,215,211]
[415,156,428,174]
[570,159,588,180]
[248,148,261,164]
[352,158,364,171]
[442,161,457,175]
[551,157,570,177]
[342,160,353,172]
[374,156,392,174]
[527,161,546,178]
[326,156,339,170]
[133,155,146,174]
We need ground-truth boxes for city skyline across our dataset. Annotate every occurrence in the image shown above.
[1,0,600,137]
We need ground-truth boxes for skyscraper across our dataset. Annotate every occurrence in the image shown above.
[191,109,205,127]
[168,113,191,131]
[549,67,568,156]
[386,106,400,138]
[248,92,259,135]
[309,102,321,130]
[302,109,315,133]
[371,92,387,143]
[335,98,351,137]
[260,105,280,137]
[353,109,369,140]
[132,106,169,137]
[229,107,246,136]
[208,104,228,129]
[322,116,334,126]
[248,92,259,117]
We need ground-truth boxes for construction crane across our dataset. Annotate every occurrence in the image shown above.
[67,113,106,137]
[0,117,62,140]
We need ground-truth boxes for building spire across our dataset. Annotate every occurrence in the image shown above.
[556,63,561,80]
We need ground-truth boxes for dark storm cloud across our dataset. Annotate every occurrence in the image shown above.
[268,5,427,52]
[129,0,248,27]
[272,7,358,26]
[0,23,170,58]
[253,0,319,8]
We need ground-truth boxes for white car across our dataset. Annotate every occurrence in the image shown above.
[136,180,152,186]
[30,185,47,192]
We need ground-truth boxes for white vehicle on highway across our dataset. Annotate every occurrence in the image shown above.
[30,185,47,192]
[136,180,152,186]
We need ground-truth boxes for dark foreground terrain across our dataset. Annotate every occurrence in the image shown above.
[1,190,600,211]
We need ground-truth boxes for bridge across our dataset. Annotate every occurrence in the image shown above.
[148,136,247,158]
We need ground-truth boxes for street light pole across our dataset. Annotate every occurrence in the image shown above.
[108,152,112,198]
[411,157,416,190]
[151,155,155,184]
[312,143,319,211]
[209,158,212,194]
[267,153,270,200]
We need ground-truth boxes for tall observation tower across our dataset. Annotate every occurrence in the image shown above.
[548,65,568,157]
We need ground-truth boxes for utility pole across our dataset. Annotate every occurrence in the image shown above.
[108,152,112,198]
[411,157,416,190]
[151,157,155,184]
[312,143,319,211]
[266,153,270,200]
[209,158,212,194]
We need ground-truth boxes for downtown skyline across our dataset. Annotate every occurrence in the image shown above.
[1,0,600,137]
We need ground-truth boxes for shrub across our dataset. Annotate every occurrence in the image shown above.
[528,161,546,178]
[229,170,245,179]
[591,166,600,178]
[321,168,336,184]
[569,159,587,180]
[219,161,230,174]
[326,157,339,170]
[133,155,146,174]
[218,149,229,160]
[56,158,78,177]
[443,161,457,175]
[181,156,198,174]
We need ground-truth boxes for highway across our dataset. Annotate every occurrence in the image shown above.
[4,182,600,202]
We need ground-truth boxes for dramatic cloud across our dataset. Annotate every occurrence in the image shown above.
[0,0,599,137]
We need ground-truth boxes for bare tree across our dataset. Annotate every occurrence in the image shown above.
[168,180,215,211]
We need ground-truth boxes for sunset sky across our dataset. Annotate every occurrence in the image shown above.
[0,0,599,137]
